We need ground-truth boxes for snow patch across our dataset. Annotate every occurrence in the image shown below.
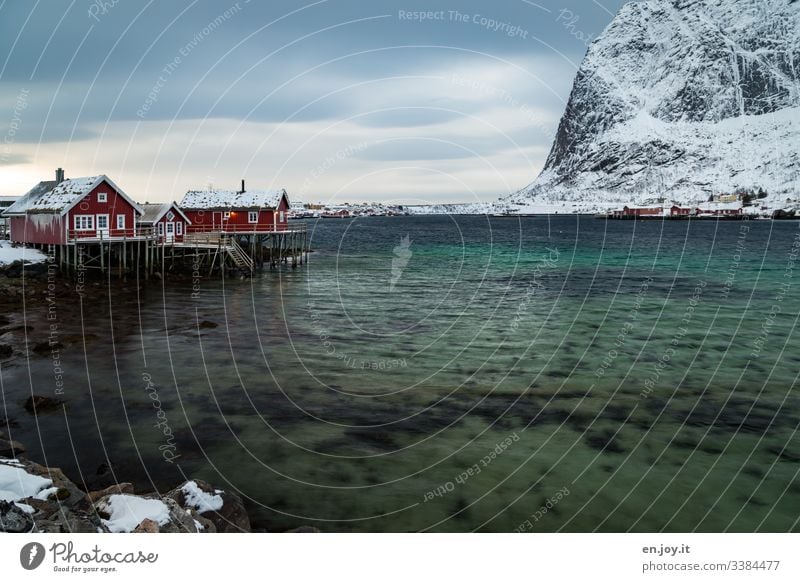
[181,481,223,513]
[0,241,47,266]
[0,464,53,502]
[99,494,172,533]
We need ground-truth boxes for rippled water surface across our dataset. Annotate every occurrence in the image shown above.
[3,216,799,531]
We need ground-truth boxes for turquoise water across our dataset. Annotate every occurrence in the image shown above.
[3,215,799,531]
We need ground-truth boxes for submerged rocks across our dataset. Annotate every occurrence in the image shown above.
[23,395,64,414]
[0,438,25,457]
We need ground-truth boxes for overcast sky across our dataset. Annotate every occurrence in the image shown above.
[0,0,626,204]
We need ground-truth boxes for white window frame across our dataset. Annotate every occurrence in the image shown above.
[74,215,94,231]
[224,211,231,220]
[279,211,285,222]
[248,211,258,223]
[157,222,164,236]
[175,222,183,235]
[97,192,107,203]
[116,214,126,230]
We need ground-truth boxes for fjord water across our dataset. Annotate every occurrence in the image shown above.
[4,216,799,531]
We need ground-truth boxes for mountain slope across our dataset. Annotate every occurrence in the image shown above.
[506,0,800,209]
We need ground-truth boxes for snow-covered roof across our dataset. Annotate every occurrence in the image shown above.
[3,175,144,216]
[138,202,191,225]
[180,188,288,210]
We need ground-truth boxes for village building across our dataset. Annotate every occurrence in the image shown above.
[180,182,290,233]
[3,169,143,245]
[138,202,191,244]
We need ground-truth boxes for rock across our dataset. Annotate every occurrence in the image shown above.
[191,512,217,533]
[0,344,12,358]
[20,459,90,510]
[34,508,107,533]
[198,320,218,329]
[93,495,199,533]
[88,483,135,503]
[32,341,63,356]
[133,518,160,533]
[23,394,64,414]
[0,438,25,457]
[0,500,34,533]
[286,525,321,533]
[167,479,250,533]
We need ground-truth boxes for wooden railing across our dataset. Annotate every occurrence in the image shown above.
[185,223,305,234]
[68,227,155,240]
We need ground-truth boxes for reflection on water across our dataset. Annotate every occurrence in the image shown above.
[2,216,799,531]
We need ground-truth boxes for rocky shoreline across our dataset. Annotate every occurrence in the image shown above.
[1,445,250,533]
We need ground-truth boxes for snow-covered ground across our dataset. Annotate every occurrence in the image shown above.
[0,241,47,266]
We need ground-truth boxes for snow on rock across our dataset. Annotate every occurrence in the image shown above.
[180,480,224,513]
[0,462,53,502]
[97,494,171,533]
[0,241,47,266]
[507,0,800,212]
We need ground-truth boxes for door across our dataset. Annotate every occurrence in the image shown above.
[165,221,175,243]
[213,211,224,229]
[96,214,109,238]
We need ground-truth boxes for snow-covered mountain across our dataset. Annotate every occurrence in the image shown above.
[505,0,800,211]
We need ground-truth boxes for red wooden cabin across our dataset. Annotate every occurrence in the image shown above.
[180,182,290,233]
[138,202,191,243]
[3,169,143,245]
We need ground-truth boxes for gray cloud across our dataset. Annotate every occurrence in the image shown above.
[0,0,626,201]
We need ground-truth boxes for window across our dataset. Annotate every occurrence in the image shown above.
[97,192,107,203]
[116,214,125,230]
[157,222,164,235]
[248,211,258,223]
[97,215,108,230]
[279,211,285,222]
[176,222,183,235]
[224,212,231,220]
[74,215,94,231]
[166,211,175,221]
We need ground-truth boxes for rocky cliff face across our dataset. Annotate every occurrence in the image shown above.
[507,0,800,209]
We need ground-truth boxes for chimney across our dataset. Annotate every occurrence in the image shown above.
[55,168,65,184]
[240,179,245,194]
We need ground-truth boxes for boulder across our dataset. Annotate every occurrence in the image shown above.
[167,479,250,533]
[0,438,25,457]
[23,395,64,414]
[88,482,135,503]
[0,500,34,533]
[133,518,160,533]
[93,494,199,533]
[32,341,63,356]
[0,344,12,359]
[20,459,89,510]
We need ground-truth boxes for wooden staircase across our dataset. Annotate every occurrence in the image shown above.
[225,237,254,272]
